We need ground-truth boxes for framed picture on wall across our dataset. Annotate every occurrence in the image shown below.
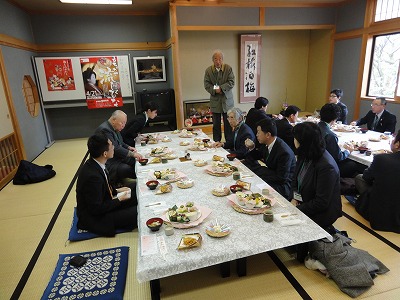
[133,56,166,83]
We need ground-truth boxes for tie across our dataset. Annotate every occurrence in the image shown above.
[372,114,379,130]
[104,168,113,197]
[233,129,238,150]
[265,146,270,161]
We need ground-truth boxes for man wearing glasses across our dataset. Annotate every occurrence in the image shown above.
[328,89,348,124]
[351,97,397,133]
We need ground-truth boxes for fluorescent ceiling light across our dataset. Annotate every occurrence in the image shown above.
[60,0,132,4]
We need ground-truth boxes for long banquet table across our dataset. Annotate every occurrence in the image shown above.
[335,128,391,166]
[135,129,333,299]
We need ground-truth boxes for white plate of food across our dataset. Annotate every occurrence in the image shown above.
[234,192,271,210]
[166,202,201,223]
[205,220,230,238]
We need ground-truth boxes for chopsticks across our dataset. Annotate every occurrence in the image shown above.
[281,213,298,218]
[145,202,162,207]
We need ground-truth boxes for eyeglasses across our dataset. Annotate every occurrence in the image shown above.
[371,103,382,107]
[329,95,338,98]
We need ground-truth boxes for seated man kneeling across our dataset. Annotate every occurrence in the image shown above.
[76,133,137,237]
[243,118,296,199]
[213,107,255,159]
[354,130,400,233]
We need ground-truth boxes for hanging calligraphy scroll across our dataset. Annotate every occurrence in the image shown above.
[240,34,262,103]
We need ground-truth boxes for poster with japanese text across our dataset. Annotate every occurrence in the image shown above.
[80,56,123,109]
[43,59,76,91]
[240,34,262,103]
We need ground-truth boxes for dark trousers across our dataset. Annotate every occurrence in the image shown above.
[112,199,138,231]
[338,159,367,178]
[212,112,232,142]
[117,162,137,180]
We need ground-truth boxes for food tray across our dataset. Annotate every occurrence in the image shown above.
[178,233,202,250]
[205,221,230,238]
[205,229,230,238]
[212,187,230,197]
[205,169,233,177]
[176,180,194,189]
[231,202,271,215]
[193,160,207,167]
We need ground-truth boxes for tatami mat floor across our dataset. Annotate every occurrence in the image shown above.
[1,138,399,299]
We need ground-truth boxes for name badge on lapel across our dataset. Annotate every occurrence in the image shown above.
[293,192,302,202]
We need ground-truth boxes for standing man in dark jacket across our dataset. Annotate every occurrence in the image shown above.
[76,133,137,236]
[204,49,235,143]
[243,118,296,199]
[351,97,397,133]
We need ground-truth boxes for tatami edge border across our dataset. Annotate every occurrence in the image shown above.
[268,251,312,300]
[342,212,400,253]
[10,151,89,300]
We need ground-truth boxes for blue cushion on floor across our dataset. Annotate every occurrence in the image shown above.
[41,246,129,300]
[344,195,357,206]
[68,207,130,241]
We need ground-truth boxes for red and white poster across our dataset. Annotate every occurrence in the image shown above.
[43,59,76,91]
[80,56,123,109]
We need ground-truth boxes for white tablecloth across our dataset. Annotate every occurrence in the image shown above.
[336,129,391,166]
[136,130,332,283]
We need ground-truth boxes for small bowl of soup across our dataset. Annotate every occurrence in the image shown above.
[139,158,149,166]
[146,217,163,232]
[146,180,159,190]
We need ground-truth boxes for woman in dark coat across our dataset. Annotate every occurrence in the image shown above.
[291,122,342,232]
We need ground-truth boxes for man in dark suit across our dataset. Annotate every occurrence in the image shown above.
[351,97,397,133]
[275,105,300,152]
[328,88,348,124]
[121,101,159,147]
[213,107,255,159]
[354,130,400,233]
[76,133,137,236]
[243,118,296,199]
[96,110,143,185]
[319,103,366,178]
[245,97,271,137]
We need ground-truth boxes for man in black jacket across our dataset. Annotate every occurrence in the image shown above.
[121,101,158,147]
[319,103,365,178]
[328,88,348,124]
[351,97,397,133]
[355,130,400,233]
[76,133,137,236]
[276,105,300,152]
[243,118,295,199]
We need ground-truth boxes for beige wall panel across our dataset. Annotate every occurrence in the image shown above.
[179,30,311,115]
[306,29,330,113]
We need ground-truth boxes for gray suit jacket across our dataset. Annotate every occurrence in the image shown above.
[95,120,135,182]
[204,64,235,113]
